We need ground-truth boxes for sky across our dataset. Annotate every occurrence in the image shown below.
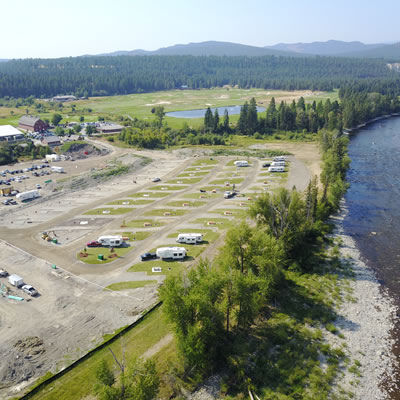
[1,0,400,59]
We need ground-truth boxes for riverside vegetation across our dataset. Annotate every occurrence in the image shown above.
[158,129,352,399]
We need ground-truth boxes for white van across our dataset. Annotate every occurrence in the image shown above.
[176,233,203,244]
[156,247,186,260]
[268,166,285,173]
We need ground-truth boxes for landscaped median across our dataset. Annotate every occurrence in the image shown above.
[106,199,155,206]
[77,245,134,264]
[84,207,134,215]
[128,191,170,198]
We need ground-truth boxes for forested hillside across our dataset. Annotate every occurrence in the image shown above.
[0,55,397,98]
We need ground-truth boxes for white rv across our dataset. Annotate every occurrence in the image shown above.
[271,161,286,167]
[46,154,60,162]
[176,233,203,244]
[268,166,285,173]
[16,189,40,202]
[97,235,124,247]
[51,166,64,173]
[156,247,186,260]
[9,274,24,288]
[234,160,249,167]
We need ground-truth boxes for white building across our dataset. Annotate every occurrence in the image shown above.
[0,125,25,143]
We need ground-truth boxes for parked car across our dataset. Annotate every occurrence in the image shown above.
[22,285,38,296]
[140,252,157,261]
[0,269,9,277]
[36,184,42,189]
[86,240,102,247]
[151,177,161,182]
[2,199,10,205]
[262,162,271,168]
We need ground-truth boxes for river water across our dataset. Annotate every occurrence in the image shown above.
[343,116,400,398]
[165,105,265,118]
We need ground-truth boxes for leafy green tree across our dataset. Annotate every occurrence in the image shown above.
[79,116,84,122]
[51,113,62,126]
[154,106,165,130]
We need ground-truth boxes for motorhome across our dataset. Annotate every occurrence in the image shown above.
[268,166,285,173]
[156,247,186,260]
[234,160,249,167]
[273,156,287,162]
[97,235,124,247]
[176,233,203,244]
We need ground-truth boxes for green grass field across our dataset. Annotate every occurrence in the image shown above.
[115,231,153,241]
[209,178,244,185]
[84,207,134,215]
[105,280,158,291]
[192,158,218,166]
[191,217,233,229]
[182,192,219,199]
[77,246,133,264]
[178,171,210,177]
[27,306,172,400]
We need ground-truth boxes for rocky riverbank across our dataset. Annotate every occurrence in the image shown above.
[330,205,398,399]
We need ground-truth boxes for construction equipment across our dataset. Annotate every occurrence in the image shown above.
[42,230,57,241]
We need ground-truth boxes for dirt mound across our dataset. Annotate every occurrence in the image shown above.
[64,143,109,159]
[14,336,45,358]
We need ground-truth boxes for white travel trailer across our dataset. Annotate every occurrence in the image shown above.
[273,156,287,162]
[97,235,124,247]
[16,189,40,202]
[51,166,64,173]
[46,154,60,162]
[9,274,24,288]
[268,166,285,173]
[234,160,249,167]
[271,161,286,167]
[176,233,203,244]
[156,247,186,260]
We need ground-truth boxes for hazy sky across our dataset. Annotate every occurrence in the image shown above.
[2,0,399,58]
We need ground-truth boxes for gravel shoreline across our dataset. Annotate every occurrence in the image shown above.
[330,205,398,399]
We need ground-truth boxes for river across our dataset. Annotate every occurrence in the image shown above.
[343,116,400,398]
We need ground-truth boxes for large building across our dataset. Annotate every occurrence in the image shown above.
[97,123,124,134]
[0,125,25,143]
[18,116,48,132]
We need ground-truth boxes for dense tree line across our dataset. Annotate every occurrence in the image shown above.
[0,55,397,97]
[0,142,51,165]
[160,128,350,392]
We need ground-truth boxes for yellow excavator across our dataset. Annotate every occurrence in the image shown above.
[42,230,57,241]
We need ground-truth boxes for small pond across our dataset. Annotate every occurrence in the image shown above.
[165,105,266,119]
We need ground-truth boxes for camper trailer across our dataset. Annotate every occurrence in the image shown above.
[51,166,64,173]
[9,274,24,288]
[234,160,249,167]
[270,161,286,167]
[16,189,40,202]
[97,235,124,247]
[268,166,285,173]
[176,233,203,244]
[273,156,287,162]
[156,247,186,260]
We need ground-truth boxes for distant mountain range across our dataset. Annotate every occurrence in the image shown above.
[265,40,385,56]
[96,41,302,57]
[94,40,400,60]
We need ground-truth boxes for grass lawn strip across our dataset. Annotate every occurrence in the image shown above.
[191,217,234,229]
[106,280,158,291]
[77,246,134,264]
[84,207,134,215]
[115,231,153,241]
[129,192,170,198]
[143,208,188,217]
[166,200,206,208]
[166,178,202,184]
[107,199,154,205]
[151,185,188,191]
[128,260,186,276]
[124,219,165,228]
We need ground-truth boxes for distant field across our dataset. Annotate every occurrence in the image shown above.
[0,88,338,129]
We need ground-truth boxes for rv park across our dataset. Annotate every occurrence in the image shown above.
[0,123,320,397]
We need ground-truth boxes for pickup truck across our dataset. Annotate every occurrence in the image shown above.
[22,285,38,296]
[140,252,157,261]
